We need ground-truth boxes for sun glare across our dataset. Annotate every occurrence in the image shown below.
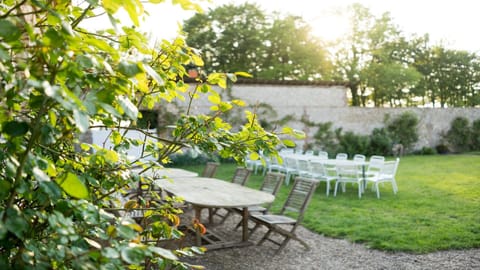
[309,12,350,42]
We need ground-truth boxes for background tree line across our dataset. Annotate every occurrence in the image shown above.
[183,3,480,108]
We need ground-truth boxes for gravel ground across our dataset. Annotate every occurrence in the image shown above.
[180,212,480,270]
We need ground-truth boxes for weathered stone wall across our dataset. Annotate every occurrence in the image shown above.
[177,83,480,150]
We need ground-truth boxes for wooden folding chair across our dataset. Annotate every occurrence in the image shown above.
[233,172,285,230]
[210,167,252,224]
[249,176,318,255]
[202,162,220,178]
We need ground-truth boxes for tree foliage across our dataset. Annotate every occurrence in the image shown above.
[330,3,480,107]
[183,3,331,80]
[0,1,292,269]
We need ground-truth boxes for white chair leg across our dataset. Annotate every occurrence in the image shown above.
[334,182,339,196]
[392,180,398,194]
[326,182,330,196]
[375,183,380,198]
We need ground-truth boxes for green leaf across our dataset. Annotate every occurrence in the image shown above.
[2,121,29,137]
[249,152,260,160]
[282,139,296,147]
[102,0,121,14]
[0,19,21,42]
[73,109,90,133]
[120,246,144,264]
[118,96,138,120]
[118,61,142,77]
[234,71,253,78]
[76,55,94,69]
[44,28,63,47]
[0,181,12,200]
[84,238,102,249]
[56,172,89,199]
[191,54,204,66]
[5,207,29,239]
[142,63,164,85]
[102,247,120,259]
[232,99,246,106]
[208,95,221,104]
[33,167,50,182]
[149,246,178,261]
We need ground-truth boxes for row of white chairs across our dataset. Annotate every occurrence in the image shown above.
[246,152,399,198]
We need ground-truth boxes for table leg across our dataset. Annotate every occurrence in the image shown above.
[194,206,202,246]
[241,207,248,242]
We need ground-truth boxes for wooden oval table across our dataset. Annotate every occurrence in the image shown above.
[155,177,275,250]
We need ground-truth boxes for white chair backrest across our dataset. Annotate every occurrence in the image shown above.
[369,155,385,163]
[304,150,314,156]
[336,153,348,160]
[317,151,329,160]
[380,158,400,177]
[280,148,295,155]
[367,155,385,175]
[284,156,298,169]
[309,160,327,176]
[296,158,311,175]
[353,154,366,162]
[336,163,361,179]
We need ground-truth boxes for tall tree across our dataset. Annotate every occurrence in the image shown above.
[331,4,409,106]
[412,41,480,107]
[183,3,331,80]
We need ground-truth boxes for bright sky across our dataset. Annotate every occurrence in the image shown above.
[87,0,479,53]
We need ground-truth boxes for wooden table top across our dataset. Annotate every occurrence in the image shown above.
[155,177,274,208]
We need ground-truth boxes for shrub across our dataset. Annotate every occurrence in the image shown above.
[416,147,437,155]
[369,128,393,156]
[337,131,370,157]
[313,122,339,154]
[444,117,472,153]
[386,111,419,152]
[471,119,480,151]
[436,144,450,154]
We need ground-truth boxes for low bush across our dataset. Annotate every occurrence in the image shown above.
[385,111,419,151]
[444,117,472,152]
[416,146,437,155]
[435,144,450,154]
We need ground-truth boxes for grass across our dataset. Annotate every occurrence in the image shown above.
[177,154,480,253]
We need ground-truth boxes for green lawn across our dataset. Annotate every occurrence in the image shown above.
[178,154,480,253]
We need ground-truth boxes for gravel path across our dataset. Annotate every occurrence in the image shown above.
[181,213,480,270]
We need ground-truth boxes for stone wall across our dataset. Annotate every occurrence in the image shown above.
[177,82,480,150]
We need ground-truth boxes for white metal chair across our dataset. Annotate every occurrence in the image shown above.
[365,158,400,198]
[283,156,299,185]
[296,157,311,178]
[309,160,337,196]
[365,155,385,183]
[334,163,364,198]
[266,155,285,175]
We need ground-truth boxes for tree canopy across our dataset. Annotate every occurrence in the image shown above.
[182,2,480,108]
[183,3,332,80]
